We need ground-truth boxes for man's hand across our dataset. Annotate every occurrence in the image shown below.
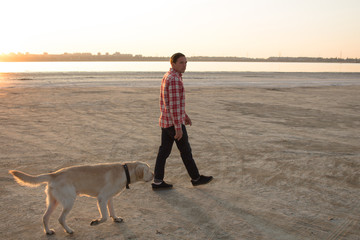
[174,127,183,141]
[185,115,192,126]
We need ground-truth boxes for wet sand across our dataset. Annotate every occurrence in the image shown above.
[0,85,359,239]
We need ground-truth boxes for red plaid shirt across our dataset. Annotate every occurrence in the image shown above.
[159,68,187,131]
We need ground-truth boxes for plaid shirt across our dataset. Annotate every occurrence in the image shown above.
[159,68,186,131]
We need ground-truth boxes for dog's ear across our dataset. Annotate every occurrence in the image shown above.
[135,165,144,180]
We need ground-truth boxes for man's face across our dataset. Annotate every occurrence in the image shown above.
[172,56,187,73]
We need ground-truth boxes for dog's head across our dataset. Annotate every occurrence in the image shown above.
[135,162,154,182]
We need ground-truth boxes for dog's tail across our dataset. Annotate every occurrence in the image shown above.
[9,170,51,187]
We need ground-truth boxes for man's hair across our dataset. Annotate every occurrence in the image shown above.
[170,53,185,64]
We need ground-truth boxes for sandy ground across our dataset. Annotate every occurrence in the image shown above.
[0,85,359,239]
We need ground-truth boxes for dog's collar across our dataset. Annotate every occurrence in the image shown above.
[123,164,130,189]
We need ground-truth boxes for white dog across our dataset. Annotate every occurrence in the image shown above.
[9,161,153,235]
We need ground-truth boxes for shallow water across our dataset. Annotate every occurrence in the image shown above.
[1,71,359,88]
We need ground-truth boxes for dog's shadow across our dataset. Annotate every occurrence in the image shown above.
[40,221,135,240]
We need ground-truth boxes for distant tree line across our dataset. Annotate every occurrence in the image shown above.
[0,52,359,63]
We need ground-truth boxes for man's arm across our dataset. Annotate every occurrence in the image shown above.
[168,77,183,140]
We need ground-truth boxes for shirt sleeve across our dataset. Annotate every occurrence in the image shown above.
[168,76,182,131]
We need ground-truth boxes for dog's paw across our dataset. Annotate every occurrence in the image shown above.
[113,217,123,223]
[90,220,99,226]
[45,229,55,235]
[90,219,102,226]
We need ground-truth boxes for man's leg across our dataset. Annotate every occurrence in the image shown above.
[154,127,175,182]
[175,125,201,180]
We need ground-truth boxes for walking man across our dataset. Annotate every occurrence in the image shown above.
[152,53,213,189]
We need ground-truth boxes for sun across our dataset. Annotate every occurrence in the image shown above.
[0,38,24,55]
[0,12,26,54]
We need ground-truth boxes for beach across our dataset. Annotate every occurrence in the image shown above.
[0,85,359,239]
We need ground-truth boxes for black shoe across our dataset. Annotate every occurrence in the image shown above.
[191,175,213,186]
[152,181,173,190]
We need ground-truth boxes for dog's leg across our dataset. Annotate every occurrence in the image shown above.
[91,196,109,225]
[58,197,75,234]
[108,197,123,223]
[43,193,58,235]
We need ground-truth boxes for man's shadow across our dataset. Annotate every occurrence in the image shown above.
[153,188,236,239]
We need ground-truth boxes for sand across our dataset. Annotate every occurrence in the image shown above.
[0,85,359,239]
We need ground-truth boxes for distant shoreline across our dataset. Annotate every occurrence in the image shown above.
[1,53,359,63]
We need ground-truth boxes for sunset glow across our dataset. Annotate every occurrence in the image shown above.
[1,0,360,58]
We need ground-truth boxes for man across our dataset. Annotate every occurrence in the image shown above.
[152,53,213,190]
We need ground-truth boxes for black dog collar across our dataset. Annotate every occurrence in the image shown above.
[123,164,130,189]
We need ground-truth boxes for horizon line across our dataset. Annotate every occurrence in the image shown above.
[1,52,359,60]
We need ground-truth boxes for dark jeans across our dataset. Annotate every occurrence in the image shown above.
[154,125,200,181]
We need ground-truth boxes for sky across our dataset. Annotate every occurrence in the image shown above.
[1,0,359,58]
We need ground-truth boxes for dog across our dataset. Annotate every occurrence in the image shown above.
[9,161,153,235]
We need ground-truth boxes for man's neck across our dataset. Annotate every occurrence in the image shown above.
[171,68,182,76]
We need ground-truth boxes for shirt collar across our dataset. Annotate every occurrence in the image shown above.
[170,68,182,78]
